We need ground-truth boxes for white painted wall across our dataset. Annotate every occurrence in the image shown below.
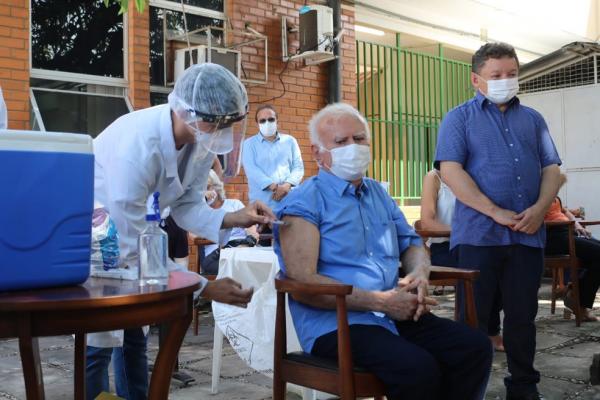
[520,84,600,235]
[355,0,599,64]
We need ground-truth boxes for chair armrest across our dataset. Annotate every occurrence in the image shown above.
[429,266,479,281]
[275,272,353,296]
[416,229,451,238]
[259,233,274,241]
[193,237,215,246]
[580,220,600,227]
[545,220,574,227]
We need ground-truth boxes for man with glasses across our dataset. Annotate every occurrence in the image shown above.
[87,63,276,400]
[242,104,304,210]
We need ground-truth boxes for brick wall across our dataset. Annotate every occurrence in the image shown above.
[224,0,356,201]
[0,0,30,129]
[127,3,150,110]
[0,1,356,201]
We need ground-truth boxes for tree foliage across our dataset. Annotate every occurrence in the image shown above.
[32,0,124,77]
[105,0,148,14]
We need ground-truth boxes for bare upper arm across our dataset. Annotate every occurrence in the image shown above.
[279,216,320,281]
[420,171,441,228]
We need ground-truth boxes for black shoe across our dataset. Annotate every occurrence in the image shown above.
[506,392,545,400]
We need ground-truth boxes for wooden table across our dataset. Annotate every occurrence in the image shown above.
[0,271,200,400]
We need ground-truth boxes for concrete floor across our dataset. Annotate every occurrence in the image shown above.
[2,279,600,399]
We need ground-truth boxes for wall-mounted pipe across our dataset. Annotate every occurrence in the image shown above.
[328,0,342,103]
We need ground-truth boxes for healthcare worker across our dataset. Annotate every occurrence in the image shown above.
[88,63,274,399]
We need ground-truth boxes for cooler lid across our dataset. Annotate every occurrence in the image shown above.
[0,130,93,154]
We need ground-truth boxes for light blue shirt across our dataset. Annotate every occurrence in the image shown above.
[273,170,422,352]
[242,132,304,209]
[435,91,561,249]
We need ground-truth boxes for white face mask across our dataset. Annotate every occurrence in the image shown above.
[482,77,519,105]
[321,143,371,181]
[259,121,277,137]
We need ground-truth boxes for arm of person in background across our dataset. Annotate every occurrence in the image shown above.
[212,156,224,181]
[441,161,518,228]
[420,170,451,231]
[273,136,305,201]
[279,215,434,321]
[562,202,591,238]
[245,224,260,241]
[241,139,277,193]
[513,164,561,234]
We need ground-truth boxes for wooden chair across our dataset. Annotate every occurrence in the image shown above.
[413,219,464,318]
[545,220,600,327]
[273,267,479,400]
[188,235,217,335]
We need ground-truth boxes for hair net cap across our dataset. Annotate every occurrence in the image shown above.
[169,63,248,118]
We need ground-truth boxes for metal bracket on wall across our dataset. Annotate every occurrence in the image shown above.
[281,16,338,66]
[168,24,269,86]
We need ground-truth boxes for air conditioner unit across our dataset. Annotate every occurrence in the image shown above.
[299,5,334,54]
[174,45,241,82]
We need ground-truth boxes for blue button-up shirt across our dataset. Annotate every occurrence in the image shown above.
[242,132,304,209]
[273,170,422,352]
[435,92,561,249]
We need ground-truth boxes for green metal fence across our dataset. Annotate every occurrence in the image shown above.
[356,34,474,204]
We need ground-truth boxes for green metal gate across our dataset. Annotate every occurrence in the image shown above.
[356,34,473,204]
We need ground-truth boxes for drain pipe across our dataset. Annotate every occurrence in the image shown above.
[327,0,342,104]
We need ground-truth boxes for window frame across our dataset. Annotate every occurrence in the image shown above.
[149,0,226,94]
[29,86,134,134]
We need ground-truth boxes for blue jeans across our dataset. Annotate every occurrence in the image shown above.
[457,244,544,397]
[312,314,493,400]
[86,327,149,400]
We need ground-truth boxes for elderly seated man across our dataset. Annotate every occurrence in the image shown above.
[274,103,493,400]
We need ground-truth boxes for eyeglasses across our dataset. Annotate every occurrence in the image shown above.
[258,117,276,124]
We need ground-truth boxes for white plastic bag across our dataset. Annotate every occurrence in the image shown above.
[91,203,120,272]
[212,248,302,375]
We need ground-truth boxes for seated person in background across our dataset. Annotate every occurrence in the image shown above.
[275,103,492,400]
[420,169,457,267]
[198,170,259,275]
[421,169,504,351]
[545,173,600,322]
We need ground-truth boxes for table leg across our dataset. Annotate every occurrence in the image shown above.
[74,333,86,400]
[18,325,45,400]
[148,307,192,399]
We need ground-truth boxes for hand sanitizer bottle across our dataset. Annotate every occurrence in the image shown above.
[138,192,168,286]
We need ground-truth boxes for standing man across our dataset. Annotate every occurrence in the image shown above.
[88,63,275,400]
[435,42,561,400]
[242,105,304,210]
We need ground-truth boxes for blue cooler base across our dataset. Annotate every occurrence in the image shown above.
[0,150,93,291]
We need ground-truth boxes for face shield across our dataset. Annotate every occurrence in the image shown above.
[169,63,249,181]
